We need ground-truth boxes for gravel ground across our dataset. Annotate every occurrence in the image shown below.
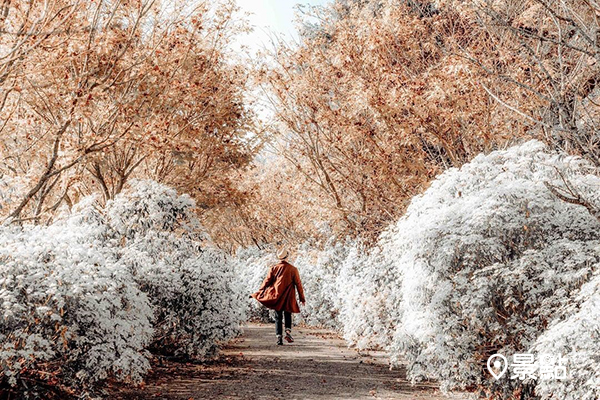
[108,322,467,400]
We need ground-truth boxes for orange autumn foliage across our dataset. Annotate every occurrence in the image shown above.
[243,0,528,243]
[0,0,254,223]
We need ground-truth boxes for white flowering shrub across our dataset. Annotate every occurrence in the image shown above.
[385,140,600,398]
[0,202,154,395]
[337,239,402,350]
[334,245,368,342]
[0,180,246,397]
[106,180,245,359]
[294,240,353,329]
[530,272,600,400]
[233,246,277,322]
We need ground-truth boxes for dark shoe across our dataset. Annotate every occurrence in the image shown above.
[277,335,283,345]
[285,329,294,343]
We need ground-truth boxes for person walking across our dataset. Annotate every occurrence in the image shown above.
[251,247,306,345]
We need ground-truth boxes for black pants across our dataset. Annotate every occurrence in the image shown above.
[275,310,292,336]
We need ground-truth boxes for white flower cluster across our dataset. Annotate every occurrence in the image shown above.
[531,273,600,400]
[232,246,277,322]
[384,140,600,399]
[106,181,245,360]
[0,180,245,394]
[0,201,154,391]
[336,238,402,351]
[294,240,351,329]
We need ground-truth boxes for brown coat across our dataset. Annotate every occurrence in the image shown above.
[252,261,305,313]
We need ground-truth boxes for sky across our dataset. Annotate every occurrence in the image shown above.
[235,0,332,53]
[233,0,332,125]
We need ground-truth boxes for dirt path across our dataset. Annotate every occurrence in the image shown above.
[110,322,463,400]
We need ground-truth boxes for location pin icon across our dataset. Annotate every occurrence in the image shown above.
[487,354,508,380]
